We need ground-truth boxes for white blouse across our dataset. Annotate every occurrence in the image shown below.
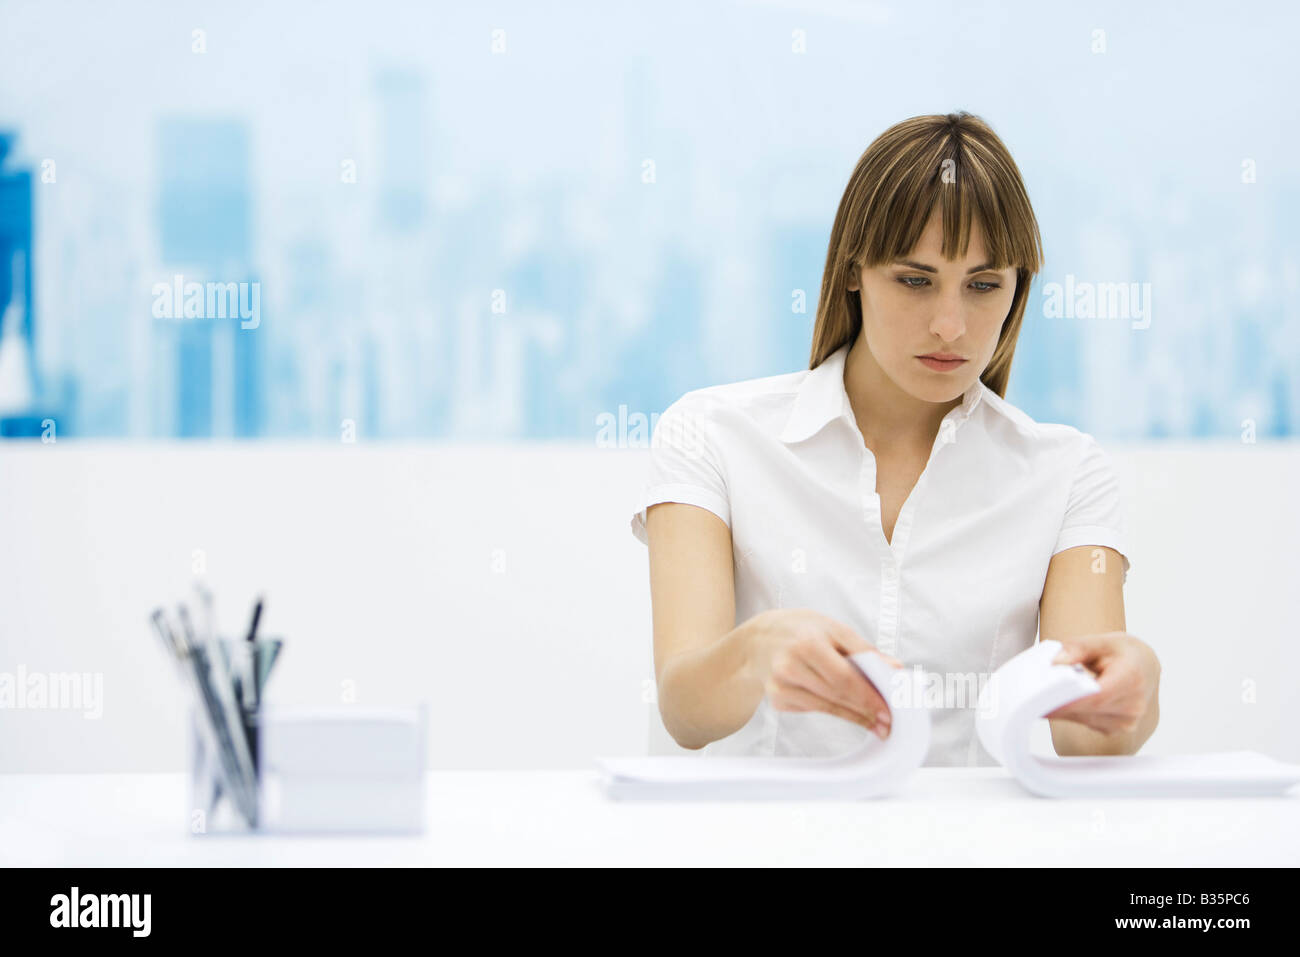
[630,341,1132,767]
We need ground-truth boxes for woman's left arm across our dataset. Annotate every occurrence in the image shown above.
[1038,544,1161,756]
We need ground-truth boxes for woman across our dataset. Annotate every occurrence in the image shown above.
[630,112,1160,767]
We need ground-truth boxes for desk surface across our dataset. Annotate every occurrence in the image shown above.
[2,770,1296,867]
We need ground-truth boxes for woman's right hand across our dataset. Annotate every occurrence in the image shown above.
[744,608,902,739]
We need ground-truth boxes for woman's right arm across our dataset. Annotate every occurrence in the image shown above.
[645,501,898,750]
[645,501,758,749]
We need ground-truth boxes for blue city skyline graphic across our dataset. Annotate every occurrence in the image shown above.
[0,2,1295,443]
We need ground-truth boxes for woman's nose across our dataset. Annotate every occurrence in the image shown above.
[929,308,966,341]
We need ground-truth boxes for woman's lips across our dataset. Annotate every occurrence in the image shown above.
[917,356,967,372]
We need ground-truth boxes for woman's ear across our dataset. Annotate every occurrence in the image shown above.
[846,261,861,292]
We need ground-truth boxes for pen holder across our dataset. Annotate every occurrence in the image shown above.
[189,702,428,836]
[185,636,267,834]
[188,703,259,834]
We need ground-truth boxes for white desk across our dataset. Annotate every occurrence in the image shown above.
[2,770,1296,867]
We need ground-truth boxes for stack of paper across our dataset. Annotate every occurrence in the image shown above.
[976,640,1300,798]
[597,651,930,799]
[596,641,1300,800]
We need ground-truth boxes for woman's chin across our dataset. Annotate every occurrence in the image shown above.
[901,375,968,405]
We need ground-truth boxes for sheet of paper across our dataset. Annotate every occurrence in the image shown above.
[596,651,930,800]
[976,640,1300,798]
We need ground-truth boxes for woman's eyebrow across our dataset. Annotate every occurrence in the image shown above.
[892,258,997,275]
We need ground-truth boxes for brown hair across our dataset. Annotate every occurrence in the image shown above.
[809,112,1043,398]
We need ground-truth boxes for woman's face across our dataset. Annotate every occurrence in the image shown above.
[847,210,1018,403]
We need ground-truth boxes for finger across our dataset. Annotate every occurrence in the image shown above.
[830,623,903,668]
[803,637,891,717]
[1045,674,1109,718]
[801,639,892,722]
[1066,651,1139,700]
[1056,711,1134,735]
[1045,701,1086,722]
[823,618,872,655]
[1051,632,1127,666]
[1048,690,1140,732]
[1046,696,1128,733]
[769,682,889,737]
[1047,712,1107,734]
[1051,634,1105,665]
[824,620,902,667]
[776,653,884,727]
[862,645,904,669]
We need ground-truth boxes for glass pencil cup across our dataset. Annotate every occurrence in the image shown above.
[188,704,260,834]
[186,636,281,835]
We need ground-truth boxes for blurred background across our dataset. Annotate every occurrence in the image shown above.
[1,0,1298,773]
[0,0,1296,442]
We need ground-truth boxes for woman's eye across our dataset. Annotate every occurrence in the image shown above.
[896,276,1001,292]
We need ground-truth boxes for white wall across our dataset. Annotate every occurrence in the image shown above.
[1,440,1297,771]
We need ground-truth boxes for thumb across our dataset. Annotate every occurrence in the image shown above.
[869,648,904,668]
[1049,632,1113,666]
[1050,638,1086,665]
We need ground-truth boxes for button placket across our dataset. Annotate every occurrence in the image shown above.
[877,411,968,652]
[888,410,965,564]
[877,553,901,655]
[856,445,900,655]
[859,450,880,531]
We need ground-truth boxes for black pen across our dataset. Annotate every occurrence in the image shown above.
[180,603,258,826]
[244,595,265,781]
[245,596,263,644]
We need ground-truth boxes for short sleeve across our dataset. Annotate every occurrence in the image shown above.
[1052,432,1132,583]
[629,392,730,545]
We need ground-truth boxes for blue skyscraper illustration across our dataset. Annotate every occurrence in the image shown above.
[0,132,44,437]
[156,117,261,437]
[0,135,34,356]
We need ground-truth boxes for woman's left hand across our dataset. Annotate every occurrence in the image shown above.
[1045,631,1160,735]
